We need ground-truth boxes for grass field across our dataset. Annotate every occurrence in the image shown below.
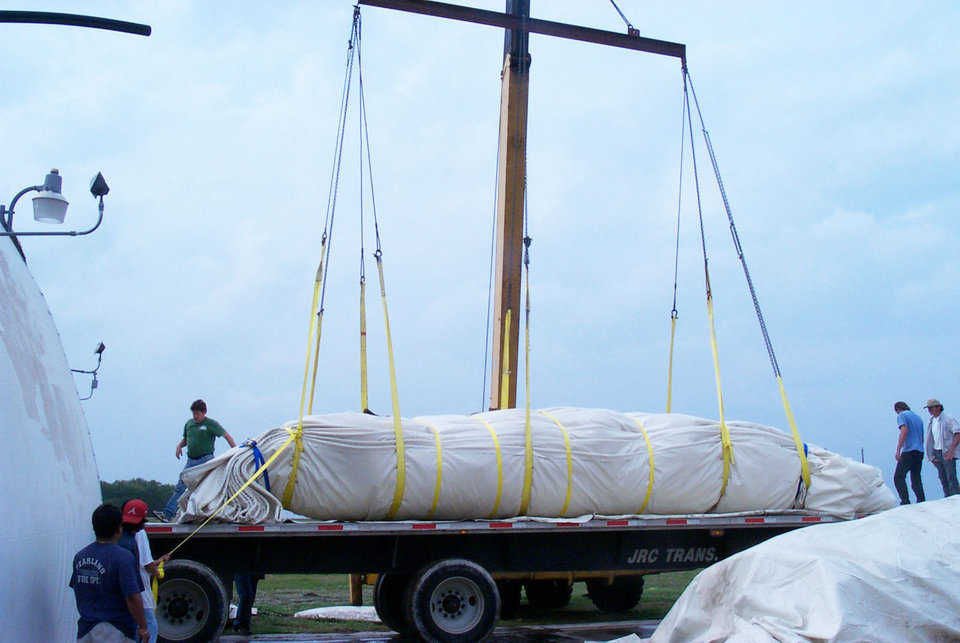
[245,571,699,635]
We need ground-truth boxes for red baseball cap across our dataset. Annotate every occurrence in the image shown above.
[122,499,148,524]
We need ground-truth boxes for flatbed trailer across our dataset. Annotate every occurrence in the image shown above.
[146,510,848,642]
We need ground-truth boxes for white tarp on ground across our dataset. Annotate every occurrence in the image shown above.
[177,409,896,523]
[651,496,960,643]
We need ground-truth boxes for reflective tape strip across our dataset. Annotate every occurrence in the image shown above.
[538,410,573,516]
[475,417,504,519]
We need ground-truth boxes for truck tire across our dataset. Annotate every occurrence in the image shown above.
[374,573,413,634]
[405,559,499,642]
[523,579,573,609]
[586,576,644,613]
[496,580,522,619]
[156,559,228,642]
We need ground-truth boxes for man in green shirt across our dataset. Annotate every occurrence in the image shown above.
[158,399,236,521]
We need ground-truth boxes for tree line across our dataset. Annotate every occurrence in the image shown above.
[101,478,174,512]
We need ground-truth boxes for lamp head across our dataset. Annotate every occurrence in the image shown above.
[32,168,69,223]
[94,342,106,355]
[89,172,109,198]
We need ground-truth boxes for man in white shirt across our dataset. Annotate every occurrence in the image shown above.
[924,398,960,497]
[121,500,169,643]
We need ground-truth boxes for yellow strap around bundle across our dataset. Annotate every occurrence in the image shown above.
[376,257,406,519]
[417,420,444,519]
[499,309,512,411]
[538,410,573,516]
[359,279,369,412]
[630,417,655,514]
[475,417,504,519]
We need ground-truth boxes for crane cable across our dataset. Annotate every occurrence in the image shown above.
[519,190,533,514]
[682,64,735,505]
[283,7,360,509]
[686,72,810,492]
[665,73,687,414]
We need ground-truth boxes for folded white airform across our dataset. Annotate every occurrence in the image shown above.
[177,408,896,524]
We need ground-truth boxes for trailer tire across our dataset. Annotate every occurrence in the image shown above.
[523,579,573,609]
[497,580,522,619]
[586,576,644,612]
[156,559,228,642]
[406,559,499,642]
[374,573,413,634]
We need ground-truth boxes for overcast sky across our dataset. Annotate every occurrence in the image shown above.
[3,1,958,500]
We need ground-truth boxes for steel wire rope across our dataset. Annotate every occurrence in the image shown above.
[682,65,735,507]
[685,71,810,491]
[607,0,636,32]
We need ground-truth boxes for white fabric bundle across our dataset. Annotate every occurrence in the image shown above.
[651,496,960,642]
[178,408,896,524]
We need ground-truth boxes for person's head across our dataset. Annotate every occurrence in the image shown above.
[121,498,148,533]
[925,398,943,417]
[92,504,123,541]
[190,398,207,423]
[894,401,910,413]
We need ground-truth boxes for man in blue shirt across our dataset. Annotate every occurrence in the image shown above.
[70,504,149,642]
[893,401,926,504]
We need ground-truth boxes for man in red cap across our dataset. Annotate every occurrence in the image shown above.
[120,499,169,643]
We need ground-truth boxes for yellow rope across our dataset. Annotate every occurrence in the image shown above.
[152,560,164,605]
[778,376,811,489]
[538,410,573,516]
[359,279,368,412]
[666,315,677,413]
[706,294,734,500]
[475,417,504,519]
[630,417,656,514]
[376,256,406,519]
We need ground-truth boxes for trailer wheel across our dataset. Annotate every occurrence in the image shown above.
[156,559,228,642]
[496,580,522,619]
[523,579,573,609]
[374,573,413,634]
[406,559,499,642]
[586,576,644,612]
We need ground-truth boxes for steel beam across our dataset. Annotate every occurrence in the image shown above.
[358,0,685,60]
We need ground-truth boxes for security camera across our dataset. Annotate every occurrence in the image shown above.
[89,172,109,198]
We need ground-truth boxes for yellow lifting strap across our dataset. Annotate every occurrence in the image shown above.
[359,278,369,412]
[519,275,533,515]
[706,293,735,500]
[282,264,323,508]
[666,314,678,413]
[475,416,504,519]
[164,429,299,558]
[376,255,406,519]
[630,417,656,514]
[538,410,573,516]
[417,419,444,520]
[307,239,327,416]
[779,376,811,488]
[499,308,512,411]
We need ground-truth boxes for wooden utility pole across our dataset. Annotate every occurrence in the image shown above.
[489,0,530,410]
[358,0,686,410]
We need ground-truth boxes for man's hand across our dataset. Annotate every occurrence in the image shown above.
[895,452,901,462]
[175,444,182,460]
[138,626,150,642]
[947,449,956,460]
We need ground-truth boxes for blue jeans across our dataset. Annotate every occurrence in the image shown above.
[144,607,158,643]
[932,449,960,497]
[162,453,214,518]
[233,573,264,629]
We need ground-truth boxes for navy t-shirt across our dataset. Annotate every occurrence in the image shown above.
[69,541,144,639]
